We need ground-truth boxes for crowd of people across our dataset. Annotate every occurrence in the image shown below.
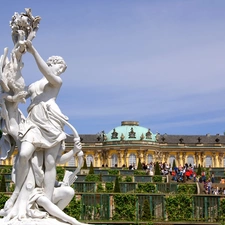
[130,161,197,182]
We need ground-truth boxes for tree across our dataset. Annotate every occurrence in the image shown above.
[172,159,176,170]
[89,161,94,174]
[0,175,6,192]
[137,158,142,170]
[154,161,161,175]
[197,164,202,176]
[141,199,151,221]
[99,173,102,182]
[114,176,120,193]
[82,157,87,169]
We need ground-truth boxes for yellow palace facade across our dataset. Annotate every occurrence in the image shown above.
[1,121,225,168]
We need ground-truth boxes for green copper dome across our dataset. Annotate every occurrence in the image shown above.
[105,121,157,142]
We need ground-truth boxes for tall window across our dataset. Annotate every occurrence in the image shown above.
[205,156,212,168]
[129,153,136,168]
[86,155,93,167]
[187,155,194,167]
[111,154,118,167]
[169,155,176,167]
[147,154,153,164]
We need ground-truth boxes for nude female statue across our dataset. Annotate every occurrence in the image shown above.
[0,9,88,224]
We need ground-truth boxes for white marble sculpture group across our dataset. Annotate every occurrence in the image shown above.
[0,8,88,225]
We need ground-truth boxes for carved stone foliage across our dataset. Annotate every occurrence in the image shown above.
[219,153,223,166]
[140,133,145,140]
[154,150,162,161]
[120,133,125,140]
[145,129,152,139]
[129,127,136,138]
[164,152,169,161]
[117,150,121,163]
[111,128,118,139]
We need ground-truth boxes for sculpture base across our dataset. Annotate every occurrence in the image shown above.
[0,217,71,225]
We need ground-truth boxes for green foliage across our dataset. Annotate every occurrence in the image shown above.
[85,174,100,182]
[96,183,104,192]
[196,164,202,176]
[114,176,120,193]
[99,173,102,182]
[63,196,81,219]
[89,161,94,174]
[152,175,163,183]
[118,175,123,182]
[123,176,133,182]
[112,194,137,221]
[177,184,197,194]
[56,166,65,182]
[134,170,146,175]
[105,182,114,192]
[165,194,193,221]
[220,198,225,220]
[172,159,176,170]
[108,169,119,175]
[136,183,156,193]
[9,183,15,192]
[82,158,88,169]
[141,199,151,221]
[0,166,12,173]
[137,158,142,170]
[204,167,210,179]
[154,161,161,175]
[82,203,102,220]
[0,193,9,217]
[0,175,6,192]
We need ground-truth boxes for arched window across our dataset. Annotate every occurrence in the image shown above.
[187,155,194,167]
[111,154,118,167]
[129,153,136,168]
[86,155,93,167]
[169,155,176,167]
[147,154,153,164]
[205,156,212,168]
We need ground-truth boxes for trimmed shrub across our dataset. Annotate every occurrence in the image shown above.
[172,159,176,170]
[137,158,142,170]
[141,199,151,221]
[0,175,6,192]
[89,161,94,174]
[136,183,156,193]
[114,176,120,193]
[108,169,119,175]
[154,161,161,175]
[63,196,81,219]
[123,176,133,182]
[96,183,104,192]
[196,164,201,176]
[105,182,114,192]
[85,174,100,182]
[82,158,88,169]
[153,175,163,183]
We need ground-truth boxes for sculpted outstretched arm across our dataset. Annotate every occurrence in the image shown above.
[26,40,62,87]
[1,91,27,103]
[57,140,82,164]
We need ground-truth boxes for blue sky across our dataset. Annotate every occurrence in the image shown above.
[1,0,225,136]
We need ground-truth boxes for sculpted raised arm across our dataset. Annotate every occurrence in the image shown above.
[26,40,62,87]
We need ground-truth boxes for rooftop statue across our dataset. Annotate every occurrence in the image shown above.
[0,8,88,225]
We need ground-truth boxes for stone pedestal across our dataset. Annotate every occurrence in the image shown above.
[0,217,71,225]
